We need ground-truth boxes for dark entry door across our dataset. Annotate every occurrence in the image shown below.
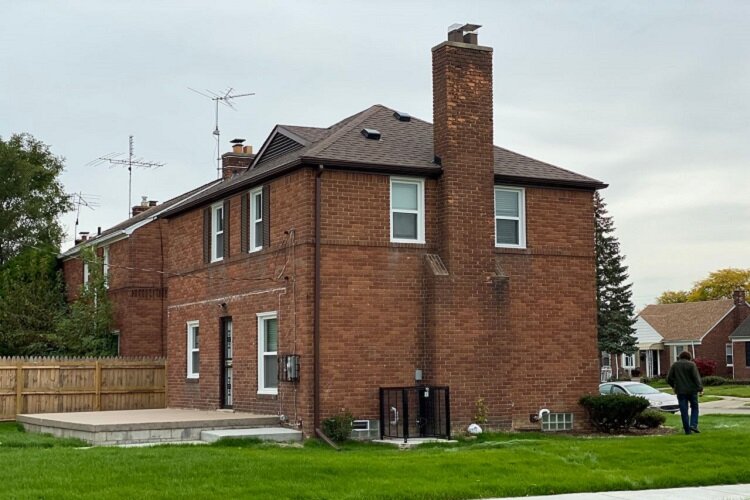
[221,317,233,408]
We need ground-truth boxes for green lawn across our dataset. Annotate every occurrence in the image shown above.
[2,416,750,499]
[647,379,750,398]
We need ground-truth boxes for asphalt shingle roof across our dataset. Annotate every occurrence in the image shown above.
[637,300,736,342]
[730,315,750,339]
[161,104,606,218]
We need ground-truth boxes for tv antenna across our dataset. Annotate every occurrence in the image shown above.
[188,87,255,178]
[87,135,164,217]
[71,192,100,241]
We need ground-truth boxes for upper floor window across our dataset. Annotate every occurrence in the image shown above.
[83,260,89,285]
[495,187,526,248]
[211,202,224,262]
[250,187,263,252]
[390,177,425,243]
[186,321,200,379]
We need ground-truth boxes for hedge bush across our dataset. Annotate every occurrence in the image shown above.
[322,410,354,443]
[702,375,728,386]
[579,394,650,433]
[635,409,667,429]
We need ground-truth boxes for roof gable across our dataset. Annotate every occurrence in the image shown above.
[638,299,735,342]
[633,316,663,346]
[730,313,750,340]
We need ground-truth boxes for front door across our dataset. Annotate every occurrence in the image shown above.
[644,350,660,378]
[221,317,233,408]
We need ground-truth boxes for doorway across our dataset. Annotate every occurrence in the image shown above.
[221,317,233,408]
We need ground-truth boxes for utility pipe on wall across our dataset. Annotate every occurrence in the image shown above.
[313,165,323,433]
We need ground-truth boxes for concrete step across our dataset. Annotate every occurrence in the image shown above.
[201,427,302,443]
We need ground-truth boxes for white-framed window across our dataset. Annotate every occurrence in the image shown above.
[250,186,263,252]
[622,352,635,369]
[186,321,200,379]
[102,246,110,288]
[211,202,224,262]
[83,260,90,285]
[390,177,425,243]
[495,186,526,248]
[672,344,690,362]
[726,343,733,366]
[257,311,278,395]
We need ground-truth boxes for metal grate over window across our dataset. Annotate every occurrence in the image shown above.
[542,413,573,431]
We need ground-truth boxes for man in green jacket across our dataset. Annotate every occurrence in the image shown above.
[667,350,704,434]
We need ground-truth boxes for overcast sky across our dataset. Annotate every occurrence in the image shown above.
[2,1,749,308]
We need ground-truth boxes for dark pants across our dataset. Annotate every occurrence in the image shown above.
[677,393,699,434]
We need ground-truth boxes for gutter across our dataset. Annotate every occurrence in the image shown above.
[314,165,323,433]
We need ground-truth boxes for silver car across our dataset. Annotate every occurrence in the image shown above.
[599,381,679,413]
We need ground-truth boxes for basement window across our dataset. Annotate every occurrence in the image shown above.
[542,413,573,432]
[390,177,425,244]
[495,186,526,248]
[186,321,200,379]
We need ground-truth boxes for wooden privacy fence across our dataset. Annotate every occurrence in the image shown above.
[0,357,166,420]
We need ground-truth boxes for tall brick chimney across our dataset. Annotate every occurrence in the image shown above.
[734,289,747,306]
[222,138,255,179]
[425,24,505,431]
[432,23,495,272]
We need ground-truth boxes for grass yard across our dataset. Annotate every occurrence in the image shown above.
[2,415,750,499]
[647,379,750,398]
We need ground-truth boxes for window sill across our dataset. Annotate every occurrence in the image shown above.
[257,389,278,396]
[186,376,199,383]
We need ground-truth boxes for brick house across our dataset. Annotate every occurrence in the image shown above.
[60,182,219,356]
[159,25,606,436]
[632,290,750,379]
[729,309,750,379]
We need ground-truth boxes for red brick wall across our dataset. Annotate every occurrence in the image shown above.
[734,341,750,379]
[61,220,168,357]
[165,168,315,428]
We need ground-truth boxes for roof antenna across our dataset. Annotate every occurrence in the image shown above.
[87,136,165,218]
[70,192,100,242]
[188,87,255,179]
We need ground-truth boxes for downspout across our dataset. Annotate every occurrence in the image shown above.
[314,165,323,434]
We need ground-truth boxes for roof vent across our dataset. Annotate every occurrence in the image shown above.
[361,128,381,140]
[393,111,411,122]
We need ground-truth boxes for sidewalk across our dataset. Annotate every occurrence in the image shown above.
[492,483,750,499]
[701,396,750,415]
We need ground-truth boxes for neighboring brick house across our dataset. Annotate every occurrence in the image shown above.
[60,182,219,357]
[159,25,607,436]
[632,290,750,379]
[730,310,750,379]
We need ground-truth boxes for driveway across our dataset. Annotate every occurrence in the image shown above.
[701,396,750,415]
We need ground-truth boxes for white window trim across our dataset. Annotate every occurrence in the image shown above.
[83,260,90,285]
[494,186,526,249]
[257,311,278,395]
[390,177,425,244]
[622,353,635,369]
[249,186,263,252]
[726,343,734,367]
[186,320,200,379]
[211,202,224,262]
[102,246,110,288]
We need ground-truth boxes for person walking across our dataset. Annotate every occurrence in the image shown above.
[667,350,703,435]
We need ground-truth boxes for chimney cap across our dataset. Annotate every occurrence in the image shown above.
[448,23,481,33]
[230,138,245,145]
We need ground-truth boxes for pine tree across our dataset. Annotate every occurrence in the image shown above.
[595,192,637,365]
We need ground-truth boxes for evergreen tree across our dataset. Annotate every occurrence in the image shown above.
[595,192,637,362]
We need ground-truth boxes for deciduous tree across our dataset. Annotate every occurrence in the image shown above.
[657,268,750,304]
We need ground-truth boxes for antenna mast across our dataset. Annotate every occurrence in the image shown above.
[188,87,254,178]
[71,192,100,240]
[88,136,164,217]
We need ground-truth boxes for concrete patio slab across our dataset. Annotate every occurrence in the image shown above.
[200,427,302,443]
[17,408,281,446]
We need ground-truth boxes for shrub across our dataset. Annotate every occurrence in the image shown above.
[635,409,666,429]
[321,410,354,443]
[702,375,728,386]
[579,394,650,433]
[694,358,716,377]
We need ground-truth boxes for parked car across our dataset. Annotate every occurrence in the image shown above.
[599,382,679,413]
